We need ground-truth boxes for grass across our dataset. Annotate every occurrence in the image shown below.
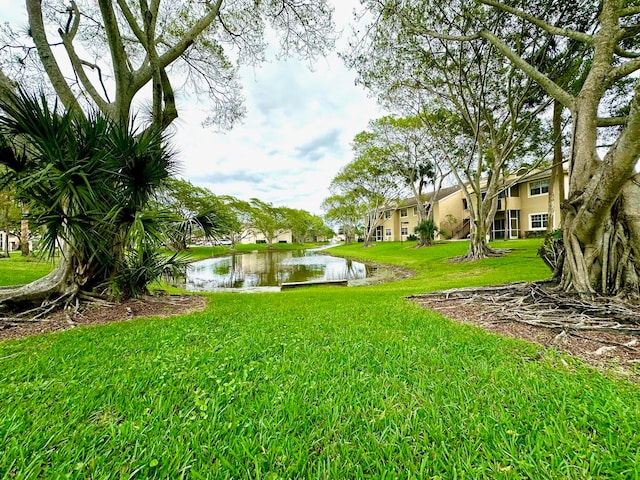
[330,239,551,293]
[1,239,639,478]
[0,252,55,286]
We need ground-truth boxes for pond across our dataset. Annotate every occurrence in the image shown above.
[184,249,374,292]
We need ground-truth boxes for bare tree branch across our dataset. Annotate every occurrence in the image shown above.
[479,0,594,45]
[25,0,82,114]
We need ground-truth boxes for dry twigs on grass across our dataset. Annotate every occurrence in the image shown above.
[408,282,640,335]
[0,293,78,328]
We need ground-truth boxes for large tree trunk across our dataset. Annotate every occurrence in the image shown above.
[0,252,76,306]
[560,83,640,299]
[0,244,98,308]
[465,181,500,260]
[561,179,640,300]
[362,211,378,247]
[467,222,494,259]
[548,100,565,232]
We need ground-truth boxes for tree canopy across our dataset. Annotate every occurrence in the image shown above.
[1,1,336,129]
[0,1,337,308]
[329,135,404,247]
[347,0,553,257]
[0,90,183,303]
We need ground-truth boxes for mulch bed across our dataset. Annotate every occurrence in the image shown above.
[0,295,207,341]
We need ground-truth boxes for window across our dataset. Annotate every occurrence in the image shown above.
[385,228,391,237]
[384,211,392,219]
[401,226,409,236]
[530,213,548,230]
[400,208,408,217]
[413,206,418,216]
[500,186,520,198]
[462,199,468,210]
[529,179,549,196]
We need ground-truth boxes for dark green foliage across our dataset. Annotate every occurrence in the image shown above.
[158,179,236,250]
[111,248,189,299]
[538,228,564,281]
[414,219,438,246]
[0,89,183,298]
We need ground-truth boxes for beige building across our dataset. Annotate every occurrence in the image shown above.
[490,170,567,239]
[369,186,463,242]
[368,169,567,241]
[240,229,293,245]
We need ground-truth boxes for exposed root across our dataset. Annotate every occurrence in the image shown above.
[0,294,207,341]
[0,292,77,327]
[408,281,640,335]
[449,248,512,263]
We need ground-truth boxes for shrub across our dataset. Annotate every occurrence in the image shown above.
[414,220,438,246]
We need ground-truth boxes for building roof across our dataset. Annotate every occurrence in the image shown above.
[394,185,462,208]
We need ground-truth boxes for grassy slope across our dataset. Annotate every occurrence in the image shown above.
[1,240,639,478]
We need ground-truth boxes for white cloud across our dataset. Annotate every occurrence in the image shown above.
[174,0,384,214]
[0,1,26,22]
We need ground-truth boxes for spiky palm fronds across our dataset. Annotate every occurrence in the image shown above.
[0,89,181,298]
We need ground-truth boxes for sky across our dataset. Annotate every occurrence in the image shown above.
[0,0,383,215]
[173,1,382,214]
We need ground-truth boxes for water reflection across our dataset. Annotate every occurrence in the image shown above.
[185,249,370,291]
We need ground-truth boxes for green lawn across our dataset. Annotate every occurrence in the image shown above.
[1,239,639,478]
[0,253,55,286]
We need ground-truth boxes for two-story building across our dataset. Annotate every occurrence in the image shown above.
[370,185,463,242]
[490,170,565,239]
[367,168,567,242]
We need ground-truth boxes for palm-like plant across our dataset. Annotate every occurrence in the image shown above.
[0,89,184,304]
[414,219,439,247]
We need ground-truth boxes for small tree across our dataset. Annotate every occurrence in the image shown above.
[285,208,329,244]
[360,116,445,223]
[158,179,232,250]
[321,194,363,244]
[329,133,404,247]
[248,199,288,248]
[218,196,253,249]
[414,219,438,247]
